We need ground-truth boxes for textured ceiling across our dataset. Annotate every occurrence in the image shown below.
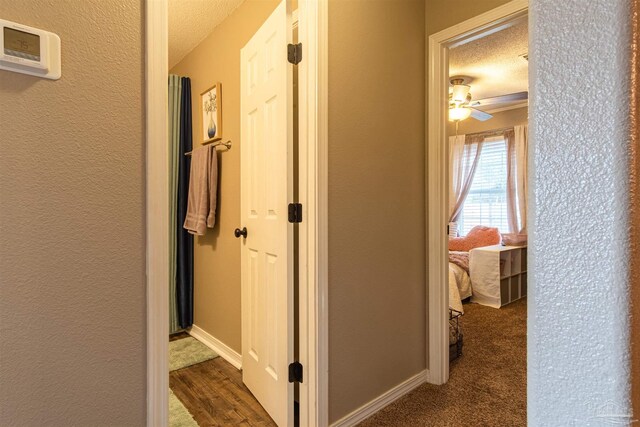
[449,19,528,111]
[169,0,245,68]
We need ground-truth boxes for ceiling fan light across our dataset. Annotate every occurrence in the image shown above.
[451,84,470,104]
[449,107,472,122]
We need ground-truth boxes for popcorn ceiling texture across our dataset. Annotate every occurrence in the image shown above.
[449,19,528,103]
[529,0,631,424]
[0,0,146,425]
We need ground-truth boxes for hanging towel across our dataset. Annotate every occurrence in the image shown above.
[206,146,218,229]
[183,145,218,235]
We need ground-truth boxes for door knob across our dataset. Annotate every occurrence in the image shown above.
[234,227,247,238]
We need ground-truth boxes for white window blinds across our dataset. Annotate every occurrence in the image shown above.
[458,137,509,235]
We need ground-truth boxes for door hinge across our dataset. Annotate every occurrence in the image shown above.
[288,361,303,383]
[287,43,302,65]
[288,203,303,223]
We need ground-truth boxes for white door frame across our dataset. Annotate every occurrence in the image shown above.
[426,0,528,385]
[144,0,329,426]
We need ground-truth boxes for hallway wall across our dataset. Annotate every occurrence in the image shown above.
[0,0,146,424]
[631,0,640,416]
[528,0,632,423]
[327,0,512,423]
[0,0,633,425]
[170,0,280,353]
[327,0,426,422]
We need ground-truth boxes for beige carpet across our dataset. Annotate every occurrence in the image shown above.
[169,336,218,371]
[359,298,527,427]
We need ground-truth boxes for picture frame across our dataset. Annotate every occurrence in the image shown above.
[200,82,222,144]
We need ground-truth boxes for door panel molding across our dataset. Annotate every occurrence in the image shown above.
[240,2,294,424]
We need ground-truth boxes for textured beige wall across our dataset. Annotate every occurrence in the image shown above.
[328,0,426,422]
[447,106,528,135]
[0,0,146,425]
[327,0,513,422]
[170,0,279,353]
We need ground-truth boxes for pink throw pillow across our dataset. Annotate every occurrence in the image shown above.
[448,225,501,252]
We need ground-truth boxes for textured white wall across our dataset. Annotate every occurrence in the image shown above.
[529,0,631,425]
[0,0,146,424]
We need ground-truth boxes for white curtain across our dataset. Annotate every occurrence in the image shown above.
[449,134,484,223]
[449,134,465,220]
[514,125,528,233]
[506,124,528,233]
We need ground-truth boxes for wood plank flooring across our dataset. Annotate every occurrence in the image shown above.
[170,331,190,342]
[169,334,276,427]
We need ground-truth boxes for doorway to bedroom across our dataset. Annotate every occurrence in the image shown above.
[444,6,528,424]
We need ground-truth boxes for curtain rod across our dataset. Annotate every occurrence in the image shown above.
[464,126,514,139]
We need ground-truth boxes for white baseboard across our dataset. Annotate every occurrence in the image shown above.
[330,370,429,427]
[425,368,439,385]
[188,324,242,370]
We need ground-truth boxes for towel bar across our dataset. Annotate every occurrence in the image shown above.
[185,140,231,156]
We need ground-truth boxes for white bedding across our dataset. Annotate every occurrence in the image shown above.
[449,262,472,313]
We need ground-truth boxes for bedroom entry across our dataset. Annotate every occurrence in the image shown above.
[427,0,529,401]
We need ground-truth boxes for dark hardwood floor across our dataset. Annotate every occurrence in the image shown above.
[170,331,190,342]
[169,334,276,426]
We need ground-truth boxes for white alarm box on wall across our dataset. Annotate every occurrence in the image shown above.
[0,19,61,80]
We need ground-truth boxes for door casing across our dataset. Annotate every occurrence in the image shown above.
[426,0,529,385]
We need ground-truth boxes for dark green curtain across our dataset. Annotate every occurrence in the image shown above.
[168,75,182,333]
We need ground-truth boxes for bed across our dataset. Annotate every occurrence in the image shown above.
[447,225,502,313]
[448,251,472,313]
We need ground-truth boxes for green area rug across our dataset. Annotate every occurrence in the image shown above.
[169,336,218,371]
[169,336,219,426]
[169,389,198,427]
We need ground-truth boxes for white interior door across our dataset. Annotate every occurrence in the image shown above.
[240,2,294,426]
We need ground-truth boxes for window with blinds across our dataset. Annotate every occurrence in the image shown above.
[458,137,509,235]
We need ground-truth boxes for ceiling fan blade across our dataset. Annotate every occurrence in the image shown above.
[472,91,528,107]
[470,108,493,121]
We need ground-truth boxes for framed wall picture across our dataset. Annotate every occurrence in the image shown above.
[201,82,222,143]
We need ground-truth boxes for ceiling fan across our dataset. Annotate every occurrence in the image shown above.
[449,77,528,122]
